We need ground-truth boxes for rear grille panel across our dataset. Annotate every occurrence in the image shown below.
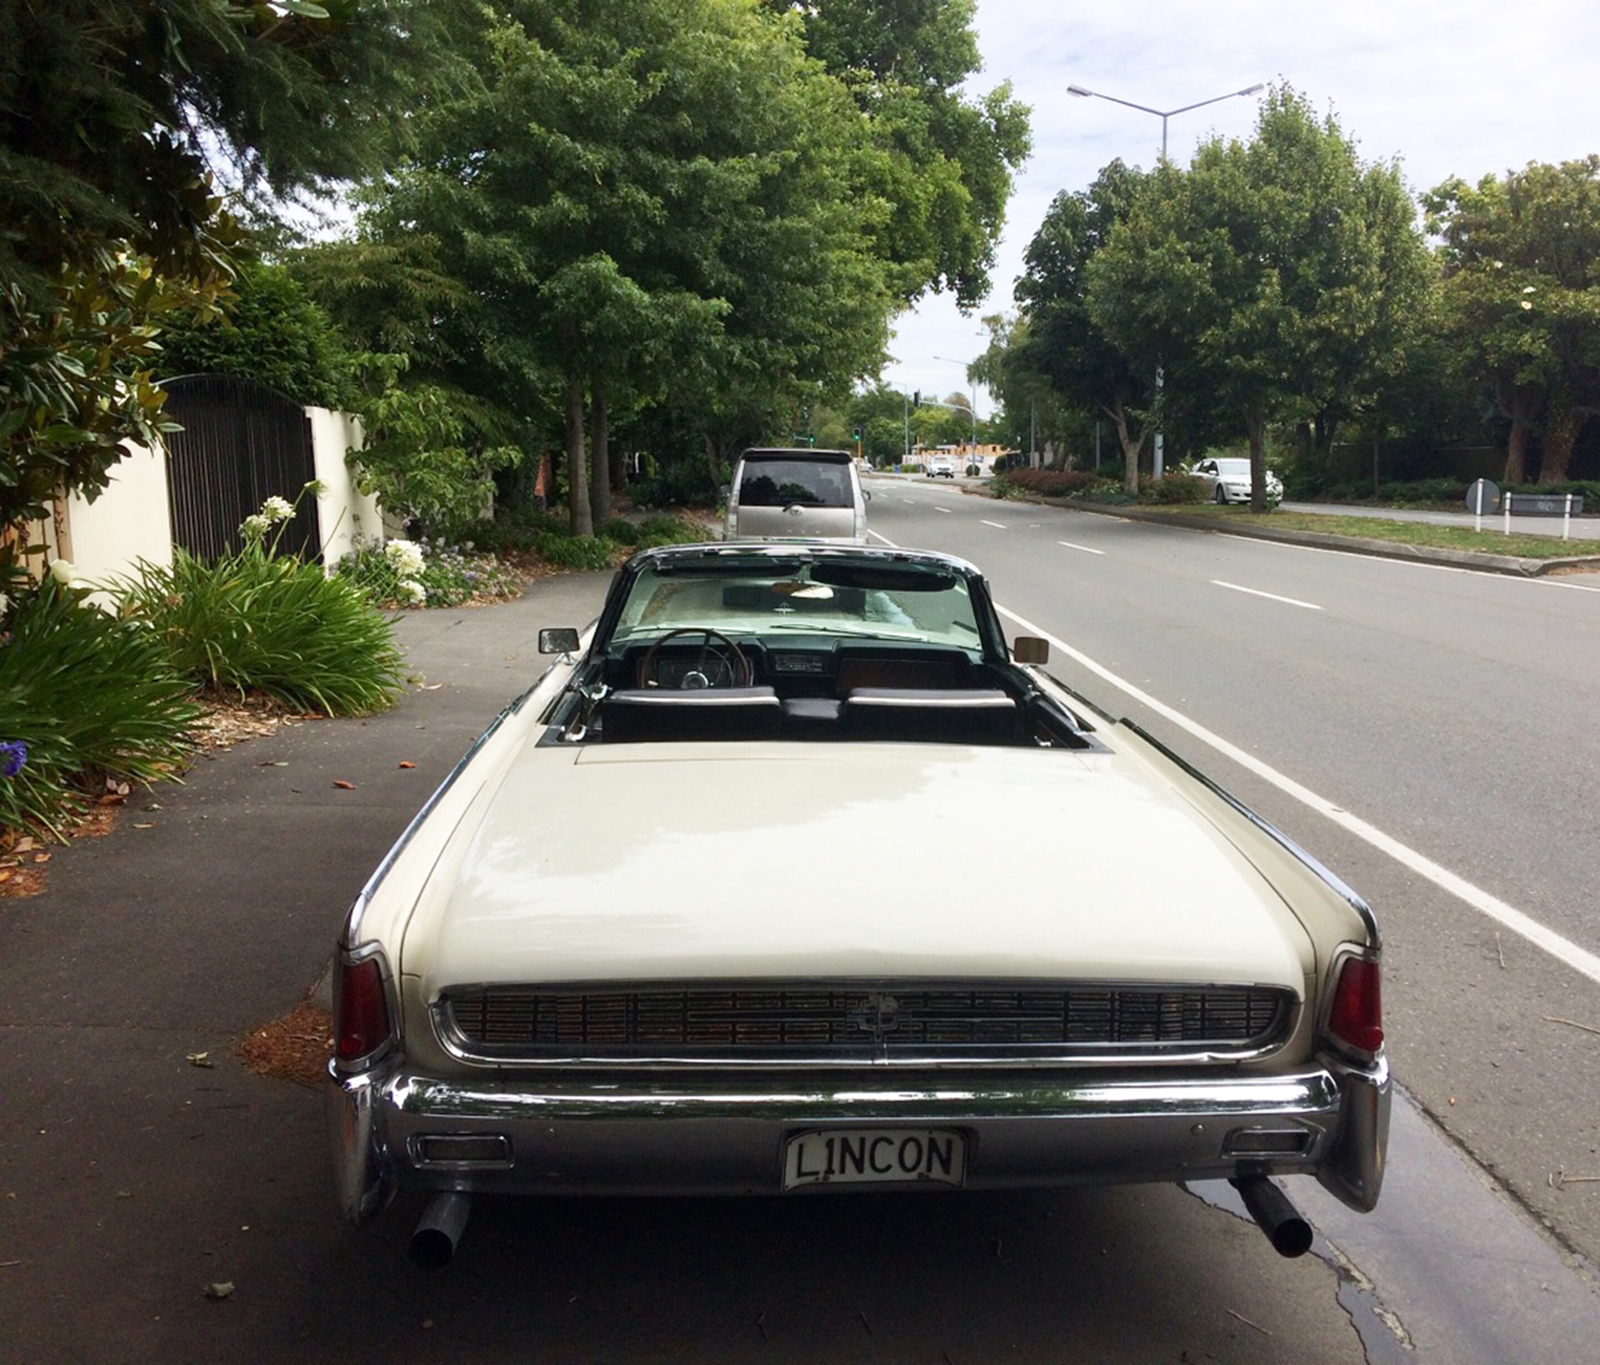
[437,981,1296,1066]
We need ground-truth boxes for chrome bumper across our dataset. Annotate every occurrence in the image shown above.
[328,1053,1389,1224]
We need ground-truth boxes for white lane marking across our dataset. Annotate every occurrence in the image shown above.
[980,520,1008,530]
[1212,580,1323,610]
[934,506,952,513]
[996,603,1600,988]
[1059,541,1105,556]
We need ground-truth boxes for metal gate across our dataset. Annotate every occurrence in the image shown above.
[161,375,320,561]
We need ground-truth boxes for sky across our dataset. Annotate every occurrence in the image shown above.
[883,0,1600,424]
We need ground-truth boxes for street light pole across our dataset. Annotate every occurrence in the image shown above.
[932,355,978,451]
[1066,81,1264,478]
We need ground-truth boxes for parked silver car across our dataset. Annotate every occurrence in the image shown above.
[724,448,868,542]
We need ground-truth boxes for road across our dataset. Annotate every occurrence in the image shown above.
[868,474,1600,1341]
[4,495,1600,1362]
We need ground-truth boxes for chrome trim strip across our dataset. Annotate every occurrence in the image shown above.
[1116,718,1381,948]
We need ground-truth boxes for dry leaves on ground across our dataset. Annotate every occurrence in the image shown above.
[238,1001,334,1088]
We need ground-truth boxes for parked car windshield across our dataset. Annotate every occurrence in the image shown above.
[608,555,984,648]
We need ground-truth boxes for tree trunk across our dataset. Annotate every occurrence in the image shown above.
[1500,381,1541,484]
[1538,407,1579,485]
[563,377,592,538]
[1102,393,1145,495]
[1246,406,1268,512]
[588,379,611,527]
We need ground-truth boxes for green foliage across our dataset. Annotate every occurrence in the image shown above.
[153,259,354,409]
[766,0,1032,308]
[0,577,201,837]
[629,458,723,509]
[1424,157,1600,483]
[0,250,222,559]
[0,0,445,311]
[115,531,407,717]
[526,533,618,572]
[345,355,517,538]
[1140,471,1208,504]
[336,537,525,609]
[993,468,1115,499]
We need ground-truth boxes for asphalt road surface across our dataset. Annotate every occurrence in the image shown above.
[5,499,1600,1363]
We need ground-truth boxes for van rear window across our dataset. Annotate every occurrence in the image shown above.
[739,459,851,508]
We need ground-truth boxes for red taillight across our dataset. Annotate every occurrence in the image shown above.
[335,956,392,1062]
[1326,955,1383,1056]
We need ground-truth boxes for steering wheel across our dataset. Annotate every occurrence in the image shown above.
[636,627,753,689]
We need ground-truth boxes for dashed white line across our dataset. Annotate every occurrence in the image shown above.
[1059,541,1105,556]
[1212,580,1322,610]
[980,520,1008,530]
[996,603,1600,989]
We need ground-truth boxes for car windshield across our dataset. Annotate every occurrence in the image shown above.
[1215,459,1251,477]
[608,555,984,648]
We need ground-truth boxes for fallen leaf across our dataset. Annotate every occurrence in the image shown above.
[333,780,357,790]
[186,1052,214,1069]
[14,837,36,853]
[31,853,50,864]
[0,871,11,884]
[398,761,416,769]
[133,823,155,830]
[204,1282,235,1301]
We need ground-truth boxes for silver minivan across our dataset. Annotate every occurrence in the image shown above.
[723,448,869,543]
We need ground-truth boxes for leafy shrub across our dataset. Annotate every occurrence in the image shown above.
[1,575,201,837]
[629,458,721,509]
[996,468,1113,498]
[528,531,618,571]
[1139,471,1208,504]
[337,537,524,608]
[116,504,407,717]
[598,518,642,545]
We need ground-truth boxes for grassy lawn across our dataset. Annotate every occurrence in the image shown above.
[1097,503,1600,561]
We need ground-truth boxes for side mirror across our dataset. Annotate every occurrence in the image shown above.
[862,488,872,502]
[1012,636,1050,665]
[539,628,581,655]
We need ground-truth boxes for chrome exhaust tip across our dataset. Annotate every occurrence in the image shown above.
[410,1191,471,1270]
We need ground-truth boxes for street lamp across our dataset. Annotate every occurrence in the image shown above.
[931,355,979,450]
[1067,81,1263,477]
[1066,82,1264,162]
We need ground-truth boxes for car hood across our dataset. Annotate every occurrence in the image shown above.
[410,744,1310,994]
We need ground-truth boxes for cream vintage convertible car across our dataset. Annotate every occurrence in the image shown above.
[329,542,1388,1267]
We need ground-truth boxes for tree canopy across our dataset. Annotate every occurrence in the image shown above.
[1424,157,1600,483]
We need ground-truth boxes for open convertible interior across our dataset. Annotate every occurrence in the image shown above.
[537,546,1102,748]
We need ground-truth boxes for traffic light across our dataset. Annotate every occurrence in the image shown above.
[852,427,862,443]
[912,390,921,408]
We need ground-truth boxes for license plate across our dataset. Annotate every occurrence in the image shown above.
[783,1128,967,1190]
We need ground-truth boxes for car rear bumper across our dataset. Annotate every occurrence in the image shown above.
[329,1053,1388,1221]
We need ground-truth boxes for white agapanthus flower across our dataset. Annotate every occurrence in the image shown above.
[48,558,76,585]
[0,591,10,616]
[385,538,426,577]
[240,513,272,540]
[400,579,427,606]
[262,495,294,522]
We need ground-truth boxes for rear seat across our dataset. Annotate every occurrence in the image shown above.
[841,688,1021,744]
[601,687,783,742]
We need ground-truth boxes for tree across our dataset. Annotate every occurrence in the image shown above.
[1,0,449,568]
[154,259,354,409]
[349,0,894,533]
[1424,158,1600,484]
[1088,86,1432,510]
[1015,160,1156,491]
[1,0,441,313]
[764,0,1032,309]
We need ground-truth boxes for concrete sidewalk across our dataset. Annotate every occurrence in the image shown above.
[0,570,614,1365]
